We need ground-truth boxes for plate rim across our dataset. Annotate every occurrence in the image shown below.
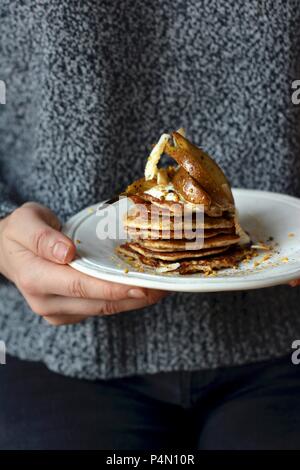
[62,188,300,292]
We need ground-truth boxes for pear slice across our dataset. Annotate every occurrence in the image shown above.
[124,177,157,196]
[165,132,234,210]
[172,167,212,206]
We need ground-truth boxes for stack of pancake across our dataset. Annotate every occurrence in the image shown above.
[116,131,252,275]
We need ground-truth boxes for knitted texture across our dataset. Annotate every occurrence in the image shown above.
[0,0,300,379]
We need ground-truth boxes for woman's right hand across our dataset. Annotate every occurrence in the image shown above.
[0,202,167,325]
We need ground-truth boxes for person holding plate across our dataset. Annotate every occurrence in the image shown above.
[1,0,300,450]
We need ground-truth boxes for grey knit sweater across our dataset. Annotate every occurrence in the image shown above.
[0,0,300,380]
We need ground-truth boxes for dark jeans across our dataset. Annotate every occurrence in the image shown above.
[0,353,299,450]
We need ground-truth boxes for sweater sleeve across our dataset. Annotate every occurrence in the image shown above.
[0,181,18,220]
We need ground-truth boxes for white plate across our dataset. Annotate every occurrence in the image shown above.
[62,189,300,292]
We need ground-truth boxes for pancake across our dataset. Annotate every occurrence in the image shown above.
[117,242,229,263]
[126,242,230,261]
[127,199,194,219]
[117,130,252,275]
[124,212,235,231]
[178,246,252,274]
[129,194,224,217]
[116,244,252,274]
[137,234,240,252]
[116,244,163,268]
[126,227,235,240]
[129,195,179,215]
[133,193,224,217]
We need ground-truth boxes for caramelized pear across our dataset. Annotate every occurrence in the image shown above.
[124,177,157,196]
[172,167,211,206]
[165,132,234,210]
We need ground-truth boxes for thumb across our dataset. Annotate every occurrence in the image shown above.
[11,202,76,264]
[289,280,300,287]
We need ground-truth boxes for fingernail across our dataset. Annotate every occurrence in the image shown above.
[53,242,69,262]
[128,289,147,299]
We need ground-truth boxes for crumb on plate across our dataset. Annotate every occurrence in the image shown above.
[251,243,272,251]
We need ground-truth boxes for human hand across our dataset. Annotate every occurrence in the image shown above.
[0,202,167,325]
